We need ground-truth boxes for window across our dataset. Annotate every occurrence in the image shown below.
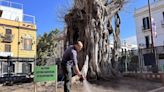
[145,36,150,48]
[5,28,12,35]
[0,10,2,17]
[29,63,32,73]
[5,44,11,52]
[159,54,164,59]
[163,12,164,20]
[143,17,150,30]
[23,38,32,50]
[10,63,15,73]
[3,62,8,73]
[22,63,32,73]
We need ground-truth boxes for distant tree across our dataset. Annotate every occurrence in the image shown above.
[36,28,61,65]
[128,51,139,72]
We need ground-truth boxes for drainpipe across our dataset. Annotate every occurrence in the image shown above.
[17,21,20,74]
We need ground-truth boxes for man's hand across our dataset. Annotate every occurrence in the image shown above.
[81,74,85,80]
[77,72,81,76]
[77,72,85,80]
[75,65,81,76]
[75,65,86,80]
[80,75,86,82]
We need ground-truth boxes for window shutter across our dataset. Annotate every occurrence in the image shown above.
[143,18,145,29]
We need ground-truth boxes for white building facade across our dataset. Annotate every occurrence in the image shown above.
[135,0,164,72]
[135,0,164,48]
[109,41,138,52]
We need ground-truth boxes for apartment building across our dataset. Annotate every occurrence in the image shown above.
[0,1,36,76]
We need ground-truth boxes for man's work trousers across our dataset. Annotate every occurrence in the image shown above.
[62,64,72,92]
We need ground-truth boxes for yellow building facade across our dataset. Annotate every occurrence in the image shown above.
[0,18,37,58]
[0,1,36,76]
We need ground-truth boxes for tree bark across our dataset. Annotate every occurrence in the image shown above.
[65,0,125,80]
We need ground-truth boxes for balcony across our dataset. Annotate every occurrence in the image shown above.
[142,26,150,32]
[0,52,13,57]
[139,43,153,49]
[2,34,13,43]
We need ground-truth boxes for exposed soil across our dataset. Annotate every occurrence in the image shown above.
[0,78,163,92]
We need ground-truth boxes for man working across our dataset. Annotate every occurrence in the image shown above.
[61,41,84,92]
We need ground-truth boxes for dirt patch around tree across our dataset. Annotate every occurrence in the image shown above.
[0,78,163,92]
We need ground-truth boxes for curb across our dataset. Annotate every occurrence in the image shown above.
[124,73,164,82]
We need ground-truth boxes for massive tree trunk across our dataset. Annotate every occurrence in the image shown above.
[65,0,125,80]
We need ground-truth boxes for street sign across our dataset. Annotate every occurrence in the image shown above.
[34,65,57,82]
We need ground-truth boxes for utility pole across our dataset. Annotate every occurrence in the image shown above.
[148,0,154,49]
[148,0,158,73]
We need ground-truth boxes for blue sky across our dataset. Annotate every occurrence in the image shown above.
[10,0,155,40]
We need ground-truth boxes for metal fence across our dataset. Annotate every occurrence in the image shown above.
[0,0,23,9]
[120,46,164,73]
[0,0,36,24]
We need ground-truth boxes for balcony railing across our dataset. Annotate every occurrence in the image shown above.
[0,52,13,57]
[0,0,23,9]
[142,26,150,32]
[0,1,35,24]
[23,14,36,24]
[2,34,13,43]
[139,43,153,49]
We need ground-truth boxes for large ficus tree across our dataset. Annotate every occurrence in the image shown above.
[64,0,125,79]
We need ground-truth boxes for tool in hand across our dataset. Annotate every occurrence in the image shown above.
[79,74,85,82]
